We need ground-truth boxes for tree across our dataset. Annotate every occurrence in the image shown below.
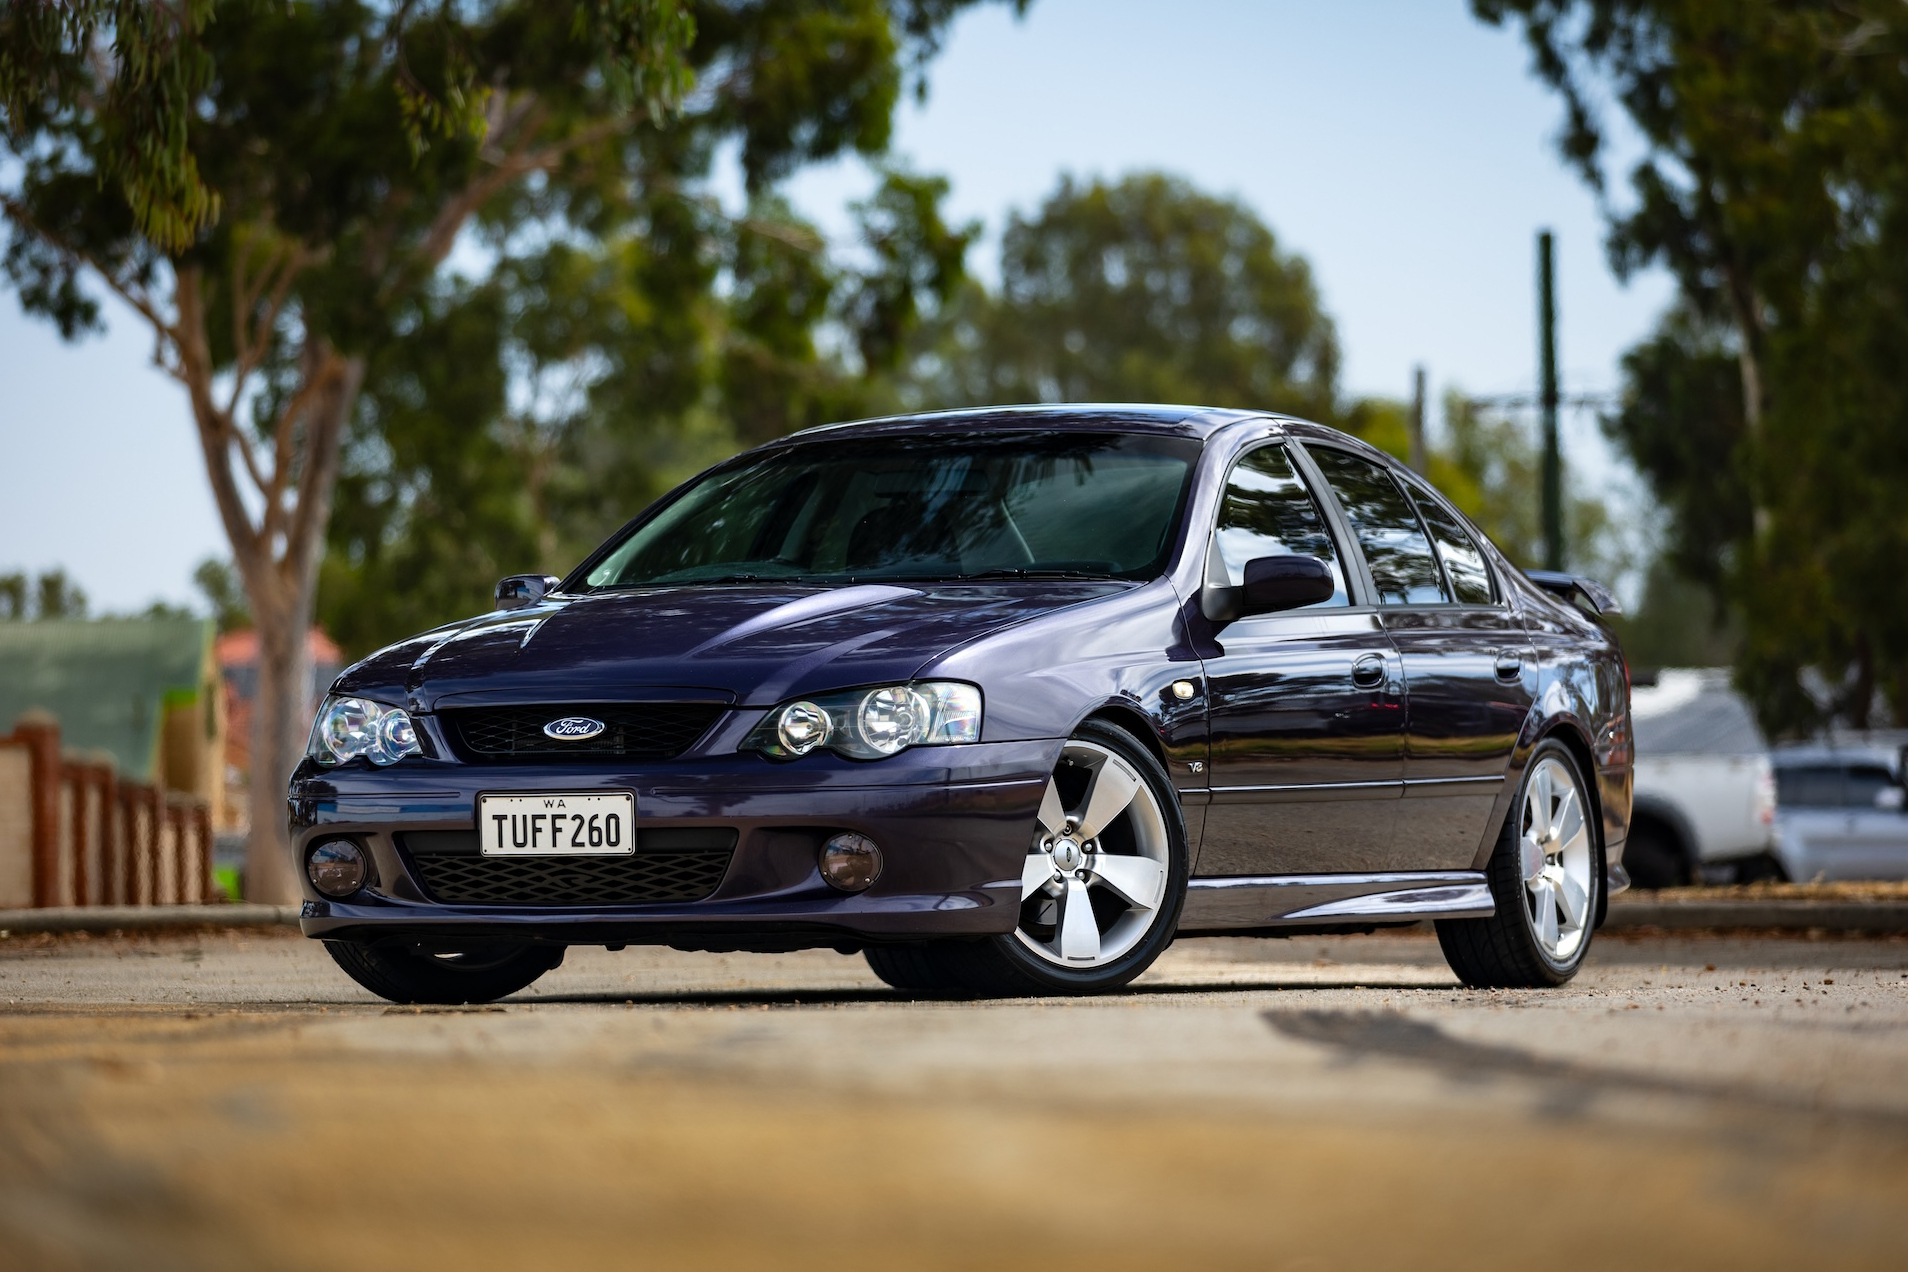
[915,172,1340,419]
[0,569,88,620]
[317,170,977,659]
[1476,0,1908,732]
[1,0,1008,899]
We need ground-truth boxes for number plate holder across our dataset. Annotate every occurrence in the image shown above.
[477,791,635,856]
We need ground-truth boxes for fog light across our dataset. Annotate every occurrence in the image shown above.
[819,832,882,892]
[306,839,368,899]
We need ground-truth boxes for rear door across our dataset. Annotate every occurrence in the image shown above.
[1839,763,1908,879]
[1196,442,1406,876]
[1300,446,1534,870]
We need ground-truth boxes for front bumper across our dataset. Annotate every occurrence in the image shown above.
[289,739,1057,949]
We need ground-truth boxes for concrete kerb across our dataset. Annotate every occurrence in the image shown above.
[0,904,301,935]
[1604,896,1908,934]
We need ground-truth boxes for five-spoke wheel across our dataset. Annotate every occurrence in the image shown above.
[1015,738,1173,969]
[1436,739,1601,988]
[1517,754,1595,961]
[863,719,1187,996]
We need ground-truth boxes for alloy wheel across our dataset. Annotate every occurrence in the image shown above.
[1013,739,1172,969]
[1518,754,1594,961]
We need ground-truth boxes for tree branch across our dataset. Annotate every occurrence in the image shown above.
[0,192,175,341]
[401,105,641,289]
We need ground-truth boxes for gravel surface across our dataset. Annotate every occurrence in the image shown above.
[2,927,1905,1270]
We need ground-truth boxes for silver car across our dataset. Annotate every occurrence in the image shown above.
[1772,740,1908,881]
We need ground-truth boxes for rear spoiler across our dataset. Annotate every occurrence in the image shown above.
[1524,569,1622,618]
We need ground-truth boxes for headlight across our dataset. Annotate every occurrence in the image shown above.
[307,695,424,766]
[743,682,981,760]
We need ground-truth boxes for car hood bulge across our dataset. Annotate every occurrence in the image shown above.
[336,582,1130,709]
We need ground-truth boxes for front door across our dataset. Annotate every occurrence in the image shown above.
[1198,443,1405,876]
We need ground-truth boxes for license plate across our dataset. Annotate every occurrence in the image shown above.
[478,792,635,856]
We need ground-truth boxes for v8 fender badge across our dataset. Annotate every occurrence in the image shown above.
[543,716,607,741]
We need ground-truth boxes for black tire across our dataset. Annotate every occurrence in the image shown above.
[1623,819,1688,890]
[325,939,565,1004]
[863,719,1188,998]
[1437,740,1601,989]
[862,942,973,993]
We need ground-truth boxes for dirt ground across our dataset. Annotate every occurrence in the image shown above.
[2,925,1905,1271]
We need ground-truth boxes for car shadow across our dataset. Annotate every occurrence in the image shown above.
[520,978,1462,1007]
[1263,1007,1908,1132]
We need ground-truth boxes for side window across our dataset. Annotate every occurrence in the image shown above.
[1212,444,1349,607]
[1775,765,1845,809]
[1406,481,1496,605]
[1845,765,1898,809]
[1306,447,1450,605]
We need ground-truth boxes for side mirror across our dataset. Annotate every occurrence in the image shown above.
[1204,554,1335,622]
[495,574,561,611]
[1242,555,1336,615]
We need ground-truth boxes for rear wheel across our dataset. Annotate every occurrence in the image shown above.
[325,939,564,1004]
[1437,741,1600,989]
[863,720,1187,997]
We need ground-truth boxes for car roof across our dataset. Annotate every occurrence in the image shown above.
[1773,741,1905,770]
[772,402,1278,444]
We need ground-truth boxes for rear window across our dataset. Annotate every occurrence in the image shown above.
[1776,763,1899,808]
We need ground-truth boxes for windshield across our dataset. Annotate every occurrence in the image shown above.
[582,431,1201,589]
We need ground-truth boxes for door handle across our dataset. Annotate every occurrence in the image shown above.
[1494,651,1524,682]
[1351,654,1387,689]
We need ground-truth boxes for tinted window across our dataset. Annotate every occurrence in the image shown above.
[1212,444,1348,607]
[1776,763,1902,809]
[1846,765,1899,809]
[583,432,1199,588]
[1408,482,1495,604]
[1307,448,1450,605]
[1776,765,1848,808]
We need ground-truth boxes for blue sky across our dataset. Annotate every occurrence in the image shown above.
[0,0,1670,613]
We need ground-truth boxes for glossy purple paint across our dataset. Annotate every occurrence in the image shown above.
[291,404,1632,950]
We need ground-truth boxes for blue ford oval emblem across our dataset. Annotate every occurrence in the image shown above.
[543,716,606,741]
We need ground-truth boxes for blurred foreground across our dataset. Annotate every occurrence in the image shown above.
[2,929,1905,1270]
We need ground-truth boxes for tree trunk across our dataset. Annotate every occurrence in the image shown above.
[237,353,365,904]
[245,591,310,903]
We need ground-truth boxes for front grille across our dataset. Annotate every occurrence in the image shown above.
[439,702,724,763]
[399,828,735,907]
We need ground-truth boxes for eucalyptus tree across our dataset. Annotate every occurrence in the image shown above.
[919,172,1341,422]
[1475,0,1908,731]
[0,0,1008,899]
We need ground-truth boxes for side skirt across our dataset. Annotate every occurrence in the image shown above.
[1176,870,1494,934]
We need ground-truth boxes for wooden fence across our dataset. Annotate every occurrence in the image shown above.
[0,712,215,908]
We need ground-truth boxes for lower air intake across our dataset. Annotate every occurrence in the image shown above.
[399,829,734,907]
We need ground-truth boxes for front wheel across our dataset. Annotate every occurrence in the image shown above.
[864,720,1188,997]
[1436,741,1601,988]
[325,939,564,1004]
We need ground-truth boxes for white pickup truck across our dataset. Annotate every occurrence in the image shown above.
[1626,668,1778,886]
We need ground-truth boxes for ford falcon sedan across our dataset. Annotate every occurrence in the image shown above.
[292,404,1633,1003]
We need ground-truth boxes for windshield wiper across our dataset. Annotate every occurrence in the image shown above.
[948,568,1120,581]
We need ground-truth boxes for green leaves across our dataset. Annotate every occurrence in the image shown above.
[0,0,218,254]
[914,172,1340,419]
[1482,1,1908,731]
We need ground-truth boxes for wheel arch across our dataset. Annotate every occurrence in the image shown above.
[1078,701,1171,775]
[1473,718,1604,880]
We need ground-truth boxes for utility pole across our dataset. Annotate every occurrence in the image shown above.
[1537,229,1564,572]
[1407,365,1427,475]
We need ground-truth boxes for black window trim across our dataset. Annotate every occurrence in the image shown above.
[1296,441,1455,609]
[1396,469,1504,609]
